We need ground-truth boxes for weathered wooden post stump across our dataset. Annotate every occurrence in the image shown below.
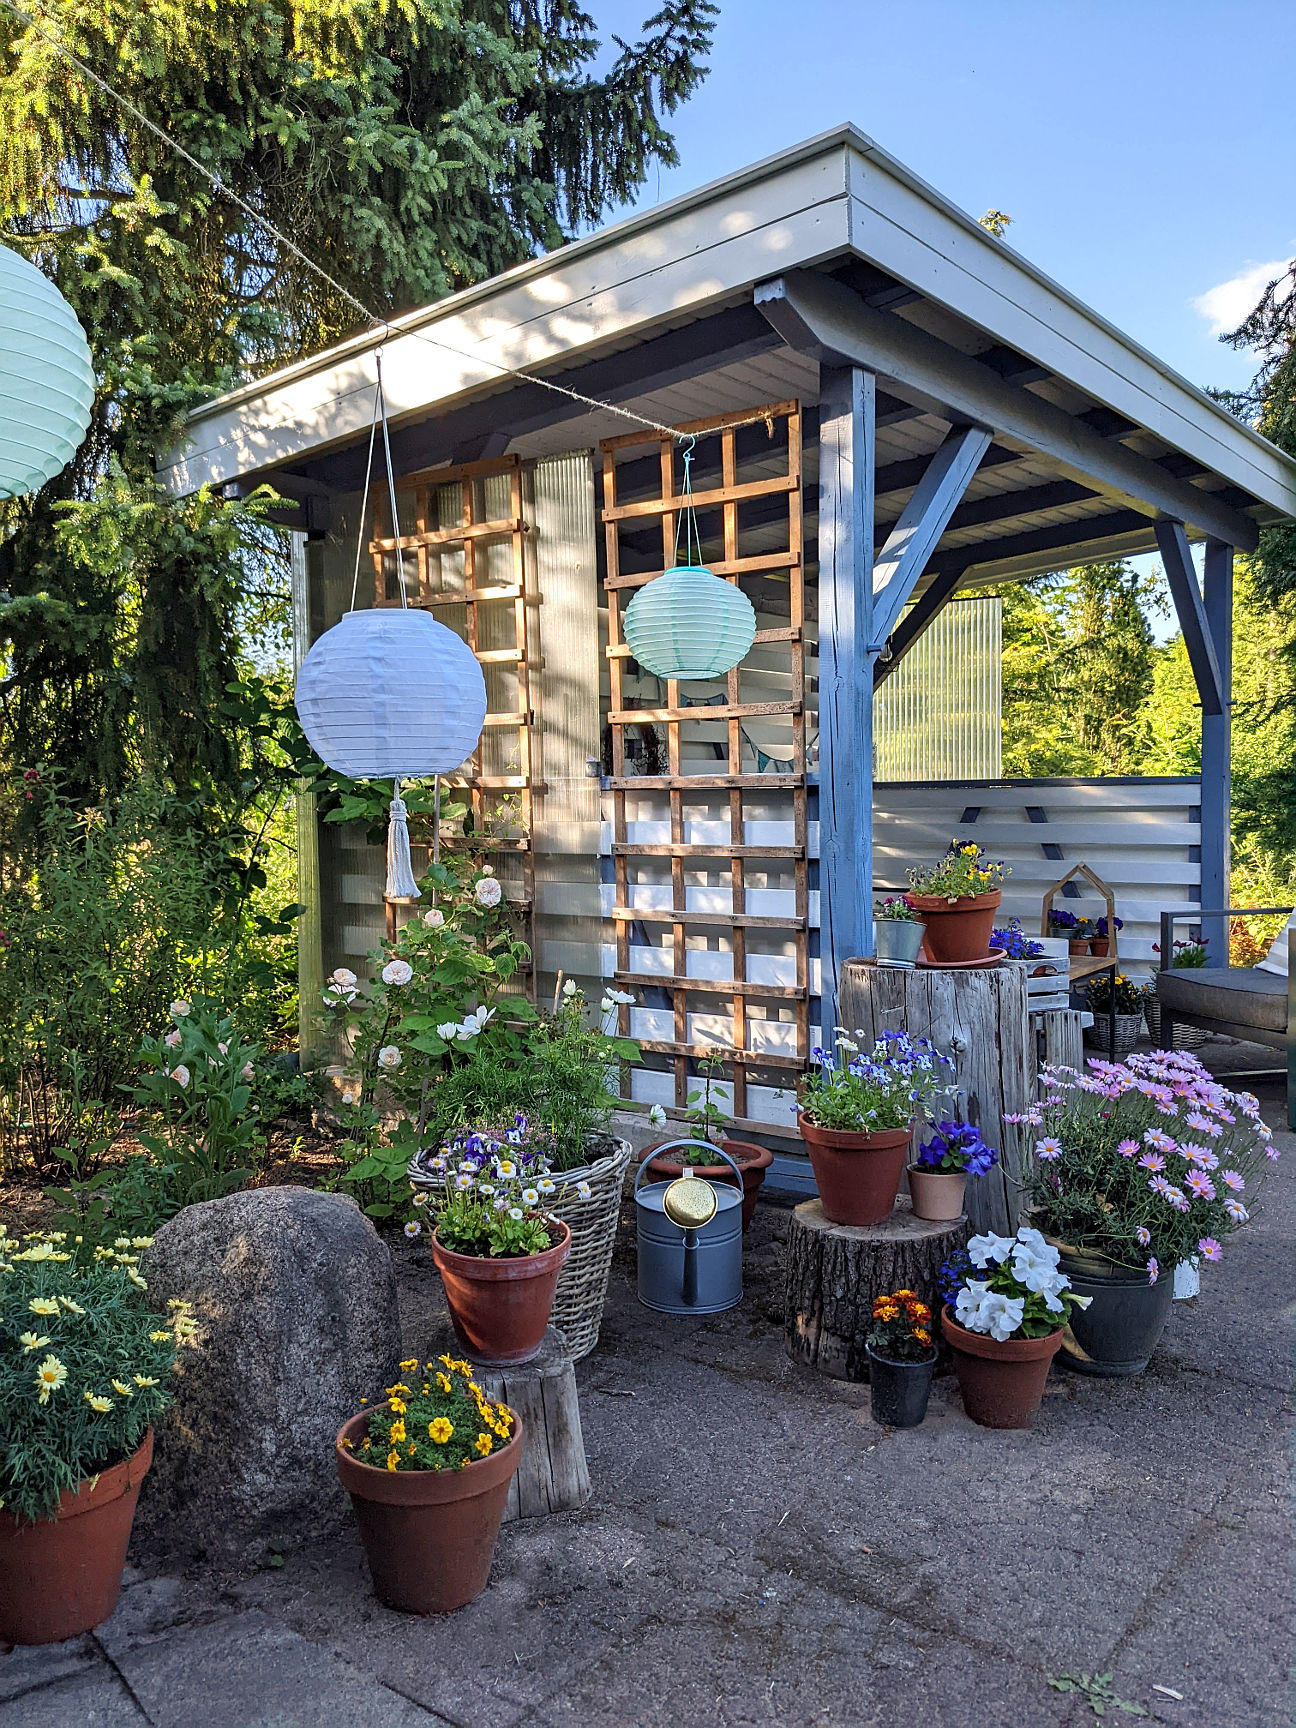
[1037,1006,1084,1076]
[839,959,1032,1234]
[784,1198,969,1381]
[425,1323,590,1522]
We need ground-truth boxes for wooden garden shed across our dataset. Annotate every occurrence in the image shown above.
[162,124,1296,1165]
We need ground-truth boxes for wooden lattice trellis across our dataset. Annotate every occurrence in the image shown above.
[600,400,809,1136]
[368,453,537,983]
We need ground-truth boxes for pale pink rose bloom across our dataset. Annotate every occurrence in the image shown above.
[475,876,503,908]
[171,1065,191,1089]
[382,959,413,987]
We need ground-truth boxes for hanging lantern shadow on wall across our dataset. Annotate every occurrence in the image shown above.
[293,353,488,912]
[621,436,757,682]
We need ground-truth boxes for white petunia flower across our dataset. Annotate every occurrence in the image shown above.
[435,1022,460,1040]
[648,1103,667,1127]
[967,1232,1015,1269]
[562,978,579,997]
[382,959,413,987]
[377,1045,402,1071]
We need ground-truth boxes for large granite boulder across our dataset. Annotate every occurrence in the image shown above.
[139,1186,400,1564]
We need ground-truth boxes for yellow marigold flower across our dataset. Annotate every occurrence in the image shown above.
[915,1327,931,1345]
[28,1297,59,1317]
[474,1433,493,1457]
[111,1379,134,1397]
[149,1330,172,1343]
[34,1354,67,1403]
[429,1417,453,1444]
[435,1372,451,1394]
[339,1437,355,1449]
[84,1391,114,1413]
[19,1332,49,1352]
[360,1438,371,1450]
[388,1397,407,1415]
[59,1296,85,1315]
[399,1358,419,1372]
[386,1450,400,1472]
[389,1420,407,1443]
[385,1382,411,1397]
[894,1289,917,1299]
[421,1384,431,1395]
[407,1444,416,1455]
[133,1374,159,1388]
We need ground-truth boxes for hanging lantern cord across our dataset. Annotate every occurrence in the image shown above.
[672,435,703,569]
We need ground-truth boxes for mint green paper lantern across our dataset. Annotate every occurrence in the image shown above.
[0,245,95,500]
[622,565,757,680]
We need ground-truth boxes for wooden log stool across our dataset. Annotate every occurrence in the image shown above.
[425,1323,591,1522]
[784,1198,969,1382]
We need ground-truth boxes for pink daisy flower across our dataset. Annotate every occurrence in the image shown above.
[1180,1143,1219,1170]
[1034,1138,1063,1162]
[1138,1152,1166,1173]
[1266,1146,1281,1161]
[1220,1169,1244,1192]
[1116,1139,1140,1158]
[1148,1174,1175,1201]
[1135,1225,1151,1247]
[1185,1170,1216,1201]
[1168,1188,1191,1213]
[1198,1237,1222,1263]
[1147,1257,1159,1285]
[1186,1112,1222,1137]
[1144,1129,1176,1154]
[1223,1198,1248,1223]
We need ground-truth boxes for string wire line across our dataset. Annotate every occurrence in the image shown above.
[0,0,688,442]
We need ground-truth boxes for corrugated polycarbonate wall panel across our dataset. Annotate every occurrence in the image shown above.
[874,597,1002,781]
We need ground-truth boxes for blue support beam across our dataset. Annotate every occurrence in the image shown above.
[1153,519,1225,716]
[870,425,992,644]
[817,364,876,1043]
[1201,539,1233,959]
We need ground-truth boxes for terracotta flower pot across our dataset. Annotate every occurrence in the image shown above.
[909,889,1002,964]
[1089,937,1110,957]
[336,1408,523,1614]
[1068,938,1090,957]
[799,1119,912,1226]
[432,1220,571,1366]
[0,1429,153,1646]
[906,1163,967,1222]
[642,1138,774,1231]
[942,1307,1062,1429]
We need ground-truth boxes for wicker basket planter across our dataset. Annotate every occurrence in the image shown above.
[1083,1012,1145,1060]
[1143,997,1209,1050]
[409,1134,631,1363]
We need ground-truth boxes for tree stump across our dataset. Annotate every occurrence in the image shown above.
[784,1198,969,1382]
[839,960,1032,1234]
[425,1323,590,1522]
[1037,1007,1084,1075]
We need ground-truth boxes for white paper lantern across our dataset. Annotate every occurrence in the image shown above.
[295,608,487,777]
[623,564,757,680]
[0,245,95,500]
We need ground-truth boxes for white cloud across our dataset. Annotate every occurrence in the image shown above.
[1192,257,1293,335]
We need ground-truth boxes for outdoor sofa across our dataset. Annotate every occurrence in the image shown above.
[1156,907,1296,1128]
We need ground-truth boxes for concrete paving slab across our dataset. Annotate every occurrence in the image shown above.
[0,1668,149,1725]
[0,1633,99,1703]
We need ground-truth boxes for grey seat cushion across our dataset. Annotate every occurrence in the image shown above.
[1156,967,1288,1033]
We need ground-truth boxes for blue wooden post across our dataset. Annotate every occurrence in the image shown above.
[1201,539,1233,960]
[816,365,876,1045]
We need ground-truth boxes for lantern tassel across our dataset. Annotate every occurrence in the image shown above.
[385,779,421,902]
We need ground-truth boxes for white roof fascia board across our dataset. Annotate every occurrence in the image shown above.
[160,147,854,494]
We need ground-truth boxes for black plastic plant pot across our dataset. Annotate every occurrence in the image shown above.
[866,1345,937,1428]
[1053,1252,1176,1377]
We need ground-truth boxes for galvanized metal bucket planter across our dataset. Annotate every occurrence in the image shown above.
[875,919,925,968]
[634,1140,744,1315]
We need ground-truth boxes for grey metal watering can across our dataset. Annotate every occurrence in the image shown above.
[634,1139,744,1315]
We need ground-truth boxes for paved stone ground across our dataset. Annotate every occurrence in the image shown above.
[4,1051,1293,1728]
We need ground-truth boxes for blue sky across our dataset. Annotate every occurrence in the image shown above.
[601,0,1295,399]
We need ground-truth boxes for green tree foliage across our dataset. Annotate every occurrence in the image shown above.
[996,561,1159,776]
[1219,261,1296,600]
[0,1,717,808]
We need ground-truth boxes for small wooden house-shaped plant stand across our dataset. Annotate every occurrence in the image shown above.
[1042,863,1121,1059]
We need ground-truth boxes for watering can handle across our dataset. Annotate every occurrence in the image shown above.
[633,1138,746,1195]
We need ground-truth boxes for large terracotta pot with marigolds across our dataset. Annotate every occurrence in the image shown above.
[336,1356,524,1614]
[906,843,1009,964]
[0,1228,195,1645]
[865,1289,938,1428]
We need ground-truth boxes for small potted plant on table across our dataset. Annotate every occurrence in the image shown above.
[0,1229,195,1645]
[874,895,926,967]
[1047,906,1086,954]
[1019,1050,1279,1375]
[640,1051,773,1232]
[797,1029,950,1225]
[336,1354,523,1614]
[421,1118,572,1366]
[940,1228,1091,1428]
[866,1288,938,1428]
[907,843,1009,964]
[908,1119,999,1221]
[1089,915,1123,958]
